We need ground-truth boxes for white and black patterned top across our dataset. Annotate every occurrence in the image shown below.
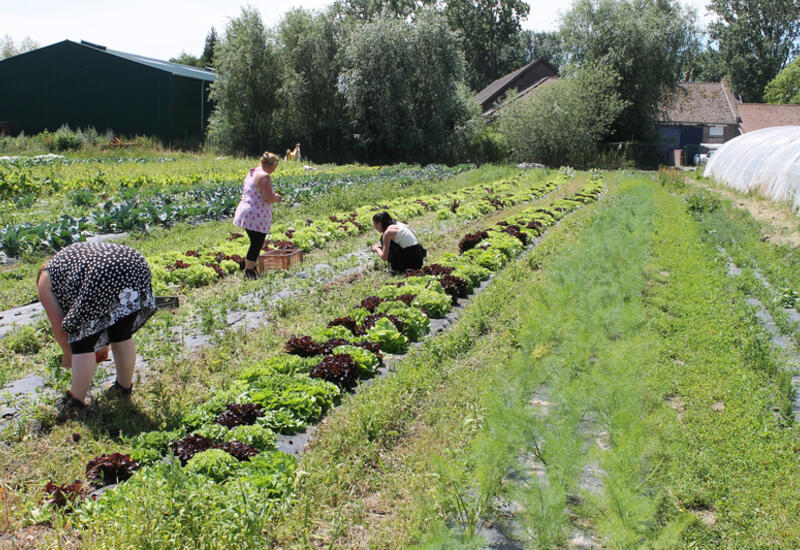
[43,242,156,347]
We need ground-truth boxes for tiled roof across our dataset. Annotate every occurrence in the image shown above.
[659,82,739,125]
[738,103,800,133]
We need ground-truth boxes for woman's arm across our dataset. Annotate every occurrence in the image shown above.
[255,174,282,204]
[37,272,72,367]
[370,227,396,262]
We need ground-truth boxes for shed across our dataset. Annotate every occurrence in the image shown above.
[0,40,215,146]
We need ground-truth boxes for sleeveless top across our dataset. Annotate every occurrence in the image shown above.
[233,168,273,234]
[44,242,156,346]
[390,223,419,249]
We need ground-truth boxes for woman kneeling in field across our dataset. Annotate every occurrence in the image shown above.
[370,211,426,273]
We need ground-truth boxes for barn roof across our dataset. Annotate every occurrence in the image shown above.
[74,40,216,81]
[482,76,558,118]
[659,81,739,125]
[474,57,558,111]
[0,40,217,82]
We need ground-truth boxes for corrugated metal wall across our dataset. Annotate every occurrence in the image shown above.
[0,41,208,145]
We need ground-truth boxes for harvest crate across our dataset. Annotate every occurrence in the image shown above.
[258,249,303,272]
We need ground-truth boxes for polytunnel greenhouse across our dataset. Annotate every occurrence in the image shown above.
[704,126,800,212]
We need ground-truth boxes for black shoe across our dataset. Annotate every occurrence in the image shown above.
[54,391,88,422]
[244,269,259,280]
[105,379,133,399]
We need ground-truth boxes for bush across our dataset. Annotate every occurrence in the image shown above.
[685,191,720,215]
[496,62,627,167]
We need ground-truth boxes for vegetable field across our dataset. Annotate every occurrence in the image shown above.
[1,157,800,549]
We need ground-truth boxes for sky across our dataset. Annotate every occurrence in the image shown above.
[2,0,714,61]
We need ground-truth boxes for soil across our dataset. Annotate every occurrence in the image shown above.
[689,178,800,248]
[0,526,79,550]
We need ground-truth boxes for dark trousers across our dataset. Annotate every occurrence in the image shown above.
[245,229,267,262]
[387,241,425,272]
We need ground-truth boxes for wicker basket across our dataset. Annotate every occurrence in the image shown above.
[258,249,303,272]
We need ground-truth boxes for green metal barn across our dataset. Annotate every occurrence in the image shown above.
[0,40,215,146]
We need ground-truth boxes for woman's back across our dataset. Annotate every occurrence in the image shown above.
[390,223,418,248]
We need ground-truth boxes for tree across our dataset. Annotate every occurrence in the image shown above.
[560,0,699,142]
[200,27,218,67]
[683,45,726,82]
[496,62,627,167]
[206,7,282,154]
[520,31,566,72]
[169,52,202,67]
[339,12,474,163]
[333,0,432,20]
[764,56,800,103]
[444,0,531,91]
[708,0,800,102]
[275,8,350,161]
[1,34,38,60]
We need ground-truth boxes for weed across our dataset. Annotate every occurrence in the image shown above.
[2,325,42,355]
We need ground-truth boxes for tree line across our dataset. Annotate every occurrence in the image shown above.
[191,0,798,166]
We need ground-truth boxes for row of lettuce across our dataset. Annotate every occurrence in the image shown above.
[147,169,567,293]
[42,175,605,518]
[0,164,471,257]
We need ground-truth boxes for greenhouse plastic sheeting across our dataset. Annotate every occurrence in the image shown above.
[704,126,800,213]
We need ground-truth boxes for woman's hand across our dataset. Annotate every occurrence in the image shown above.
[370,244,381,253]
[275,193,283,203]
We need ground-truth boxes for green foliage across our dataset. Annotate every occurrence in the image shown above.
[560,0,699,141]
[2,325,41,355]
[339,12,474,163]
[376,301,430,341]
[201,26,218,68]
[185,449,241,482]
[168,51,202,67]
[365,317,408,353]
[496,62,627,167]
[224,424,278,452]
[657,167,687,190]
[685,191,721,215]
[523,31,565,72]
[80,461,286,547]
[332,345,380,374]
[275,8,350,162]
[708,0,800,102]
[236,451,297,497]
[0,35,38,60]
[444,0,531,91]
[207,7,283,154]
[764,56,800,104]
[411,290,452,319]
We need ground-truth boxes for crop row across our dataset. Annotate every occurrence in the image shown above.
[147,170,568,293]
[0,164,473,256]
[41,177,604,517]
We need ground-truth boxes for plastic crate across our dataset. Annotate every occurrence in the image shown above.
[258,249,303,272]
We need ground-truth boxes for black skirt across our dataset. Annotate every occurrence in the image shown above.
[387,241,425,273]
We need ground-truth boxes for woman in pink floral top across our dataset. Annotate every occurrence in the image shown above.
[233,152,283,279]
